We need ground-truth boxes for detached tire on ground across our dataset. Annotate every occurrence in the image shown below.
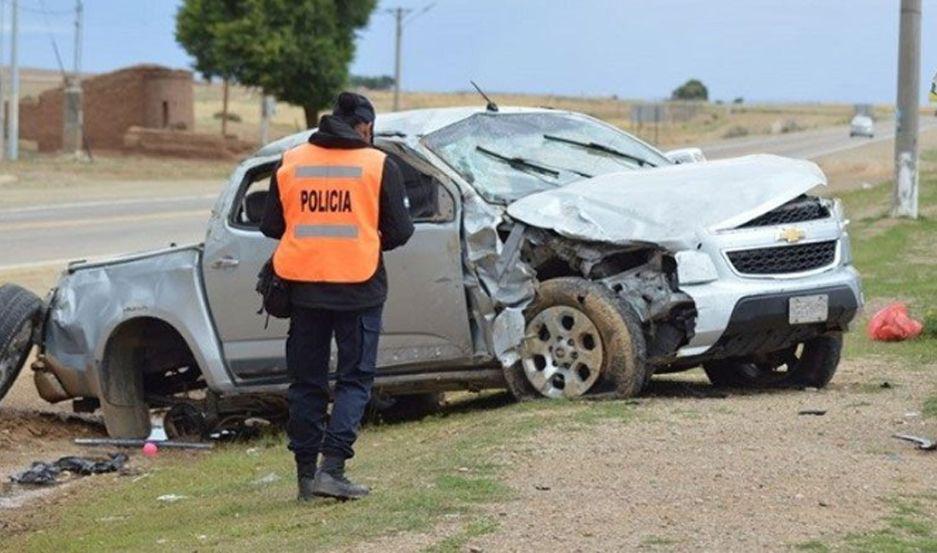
[0,284,43,403]
[504,278,647,401]
[703,333,843,389]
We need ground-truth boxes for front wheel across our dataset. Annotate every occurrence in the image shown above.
[504,278,647,401]
[703,333,843,389]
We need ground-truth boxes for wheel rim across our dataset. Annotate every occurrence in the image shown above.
[521,306,603,398]
[0,321,33,388]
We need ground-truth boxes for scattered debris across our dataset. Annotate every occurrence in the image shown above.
[893,433,937,451]
[251,472,281,486]
[881,382,892,389]
[156,494,188,503]
[867,303,923,342]
[75,437,213,450]
[9,453,128,486]
[534,484,551,491]
[798,409,827,416]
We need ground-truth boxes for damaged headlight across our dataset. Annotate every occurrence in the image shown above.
[675,250,719,285]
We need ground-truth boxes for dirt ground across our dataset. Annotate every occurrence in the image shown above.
[340,356,936,553]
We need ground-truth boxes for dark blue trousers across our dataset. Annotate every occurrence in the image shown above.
[286,304,382,467]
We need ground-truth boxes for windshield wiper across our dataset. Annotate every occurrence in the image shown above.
[476,146,560,177]
[543,134,657,168]
[475,146,594,179]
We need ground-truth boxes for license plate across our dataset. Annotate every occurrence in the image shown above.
[789,294,829,324]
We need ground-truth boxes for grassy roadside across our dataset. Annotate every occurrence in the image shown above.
[792,156,937,552]
[4,151,937,551]
[4,395,637,552]
[837,160,937,365]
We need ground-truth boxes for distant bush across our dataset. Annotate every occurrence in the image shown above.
[350,74,396,91]
[213,111,242,122]
[671,79,708,101]
[732,97,744,104]
[722,125,749,139]
[780,119,804,133]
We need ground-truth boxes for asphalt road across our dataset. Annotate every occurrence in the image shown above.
[704,117,937,160]
[0,194,216,269]
[1,119,933,271]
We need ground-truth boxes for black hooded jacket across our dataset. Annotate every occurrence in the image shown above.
[260,115,415,311]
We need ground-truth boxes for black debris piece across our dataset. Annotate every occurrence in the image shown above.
[798,409,827,416]
[9,453,128,486]
[881,382,892,389]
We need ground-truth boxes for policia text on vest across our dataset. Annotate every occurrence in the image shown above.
[299,189,353,213]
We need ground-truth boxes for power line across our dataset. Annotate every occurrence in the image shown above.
[18,0,70,16]
[383,2,438,111]
[37,0,67,77]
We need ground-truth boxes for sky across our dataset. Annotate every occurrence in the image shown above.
[7,0,937,104]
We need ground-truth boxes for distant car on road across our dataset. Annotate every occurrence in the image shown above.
[849,114,875,138]
[0,106,862,439]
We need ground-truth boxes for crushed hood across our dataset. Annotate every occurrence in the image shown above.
[506,154,827,250]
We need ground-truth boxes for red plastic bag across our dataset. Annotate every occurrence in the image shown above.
[867,303,924,342]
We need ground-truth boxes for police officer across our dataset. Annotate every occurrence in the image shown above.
[261,92,414,500]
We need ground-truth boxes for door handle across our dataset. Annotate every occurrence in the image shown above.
[211,256,240,269]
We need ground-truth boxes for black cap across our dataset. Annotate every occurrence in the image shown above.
[333,91,376,125]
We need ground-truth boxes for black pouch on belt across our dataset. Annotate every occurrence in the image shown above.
[255,257,291,321]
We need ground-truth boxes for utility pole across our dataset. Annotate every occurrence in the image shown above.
[391,7,406,112]
[386,3,435,112]
[259,94,275,145]
[63,0,84,157]
[73,1,82,77]
[7,0,17,161]
[0,0,7,159]
[893,0,921,219]
[221,78,230,136]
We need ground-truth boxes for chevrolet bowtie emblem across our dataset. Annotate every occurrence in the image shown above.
[778,227,806,244]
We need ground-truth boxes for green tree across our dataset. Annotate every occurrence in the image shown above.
[671,79,709,101]
[176,0,248,135]
[175,0,377,128]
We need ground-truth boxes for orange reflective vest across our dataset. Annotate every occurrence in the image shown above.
[272,143,385,283]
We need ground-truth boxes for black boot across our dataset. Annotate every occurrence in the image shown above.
[312,456,370,500]
[296,461,319,502]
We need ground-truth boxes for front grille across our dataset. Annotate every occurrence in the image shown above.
[727,241,837,275]
[738,195,830,228]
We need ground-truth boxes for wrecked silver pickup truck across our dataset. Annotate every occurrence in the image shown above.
[0,106,862,437]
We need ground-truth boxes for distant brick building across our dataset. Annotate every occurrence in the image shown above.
[20,64,195,152]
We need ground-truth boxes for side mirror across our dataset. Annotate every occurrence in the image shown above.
[665,147,706,165]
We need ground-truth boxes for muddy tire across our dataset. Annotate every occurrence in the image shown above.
[703,333,843,389]
[0,284,43,403]
[504,278,647,400]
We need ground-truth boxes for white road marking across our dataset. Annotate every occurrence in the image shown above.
[0,193,217,216]
[0,209,209,232]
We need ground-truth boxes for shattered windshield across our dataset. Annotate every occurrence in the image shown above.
[423,112,670,203]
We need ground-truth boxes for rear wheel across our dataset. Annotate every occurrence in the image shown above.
[703,333,843,389]
[0,284,43,403]
[504,278,646,400]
